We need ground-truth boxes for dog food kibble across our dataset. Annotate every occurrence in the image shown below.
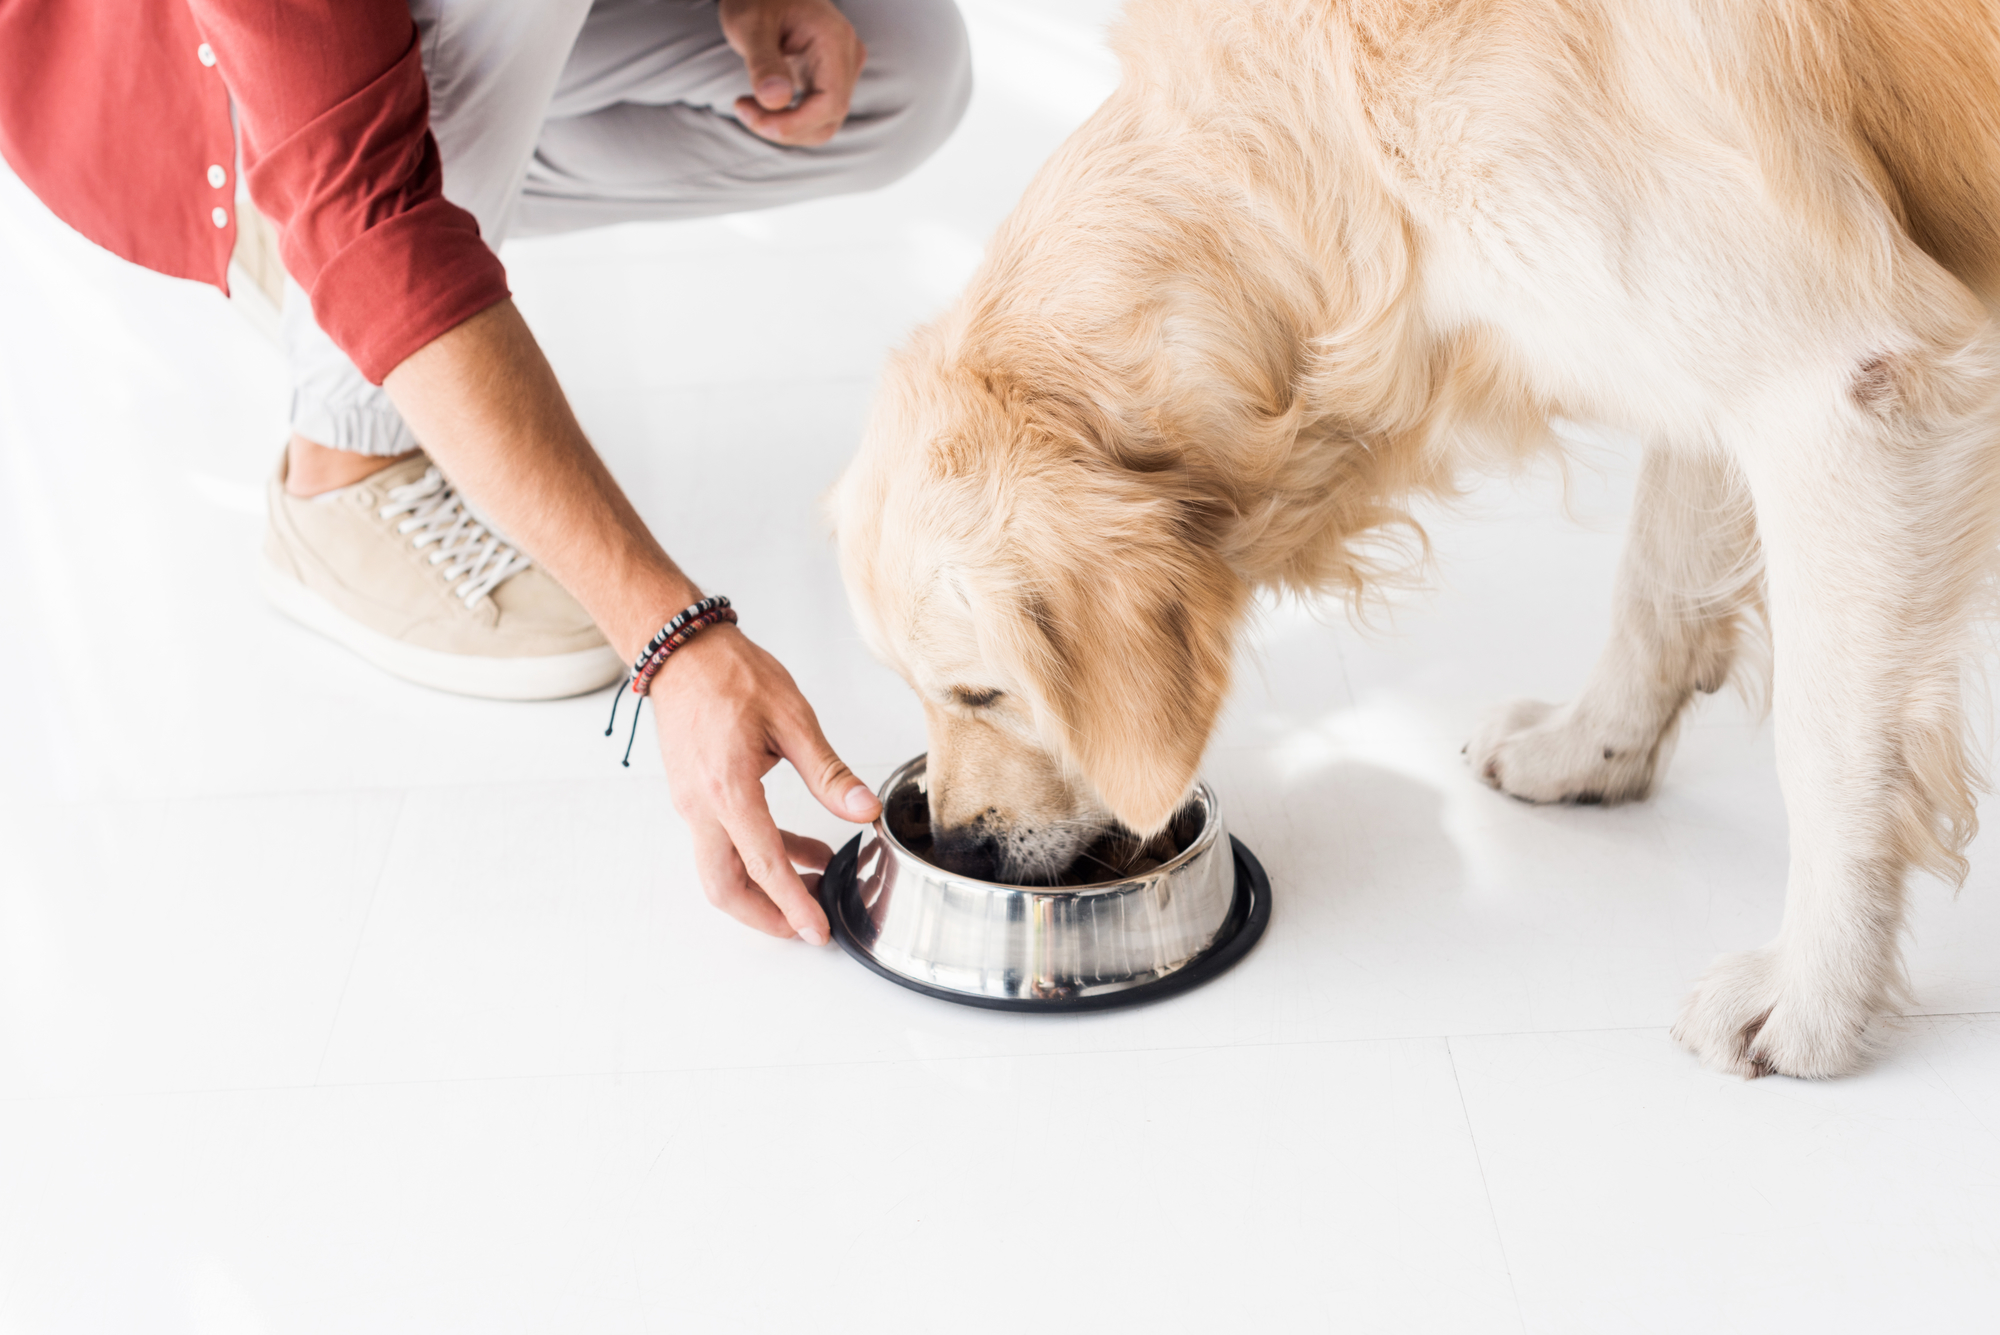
[887,785,1201,887]
[1058,829,1178,885]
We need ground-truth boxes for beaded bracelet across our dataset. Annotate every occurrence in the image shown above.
[629,595,730,677]
[604,596,739,767]
[632,605,737,696]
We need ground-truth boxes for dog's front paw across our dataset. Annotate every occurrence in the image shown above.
[1671,948,1878,1079]
[1464,698,1660,805]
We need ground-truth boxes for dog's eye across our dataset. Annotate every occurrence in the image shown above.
[952,688,1003,708]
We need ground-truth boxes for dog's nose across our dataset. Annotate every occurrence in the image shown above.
[928,823,1004,881]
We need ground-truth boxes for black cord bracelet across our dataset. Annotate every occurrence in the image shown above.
[604,595,737,767]
[629,595,730,677]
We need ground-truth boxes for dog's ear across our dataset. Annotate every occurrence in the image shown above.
[985,464,1248,835]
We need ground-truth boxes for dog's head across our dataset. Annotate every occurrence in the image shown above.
[833,332,1249,883]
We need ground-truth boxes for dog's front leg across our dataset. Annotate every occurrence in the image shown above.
[1467,445,1760,804]
[1673,350,2000,1078]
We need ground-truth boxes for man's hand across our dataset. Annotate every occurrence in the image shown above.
[652,623,881,943]
[719,0,865,147]
[384,301,879,945]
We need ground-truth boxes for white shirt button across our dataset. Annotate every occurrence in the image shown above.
[211,206,229,229]
[197,43,217,67]
[207,164,227,189]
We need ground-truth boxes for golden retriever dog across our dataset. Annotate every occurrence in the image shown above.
[832,0,2000,1078]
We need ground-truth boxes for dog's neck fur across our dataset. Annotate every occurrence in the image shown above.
[929,0,1556,605]
[924,0,2000,608]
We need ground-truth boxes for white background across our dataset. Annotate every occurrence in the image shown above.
[3,2,1997,1330]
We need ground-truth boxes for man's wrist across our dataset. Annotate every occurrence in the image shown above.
[648,619,743,698]
[606,575,708,664]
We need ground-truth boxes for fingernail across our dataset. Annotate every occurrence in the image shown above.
[843,785,878,819]
[799,925,827,946]
[759,76,793,107]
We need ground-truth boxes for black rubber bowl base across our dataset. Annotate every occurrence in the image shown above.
[816,834,1272,1013]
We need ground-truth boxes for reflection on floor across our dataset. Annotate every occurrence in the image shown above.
[2,3,1997,1330]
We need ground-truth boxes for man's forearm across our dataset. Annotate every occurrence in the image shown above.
[383,299,698,661]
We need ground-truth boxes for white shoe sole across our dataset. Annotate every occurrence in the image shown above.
[258,554,624,701]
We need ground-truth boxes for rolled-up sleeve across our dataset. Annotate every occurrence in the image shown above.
[188,0,511,384]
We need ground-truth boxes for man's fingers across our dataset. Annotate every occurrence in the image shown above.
[716,788,832,945]
[750,70,795,113]
[720,0,862,142]
[724,5,796,110]
[774,704,881,825]
[733,90,843,147]
[692,819,831,941]
[689,820,796,938]
[782,829,836,873]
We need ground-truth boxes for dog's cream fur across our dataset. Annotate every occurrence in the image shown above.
[832,0,2000,1076]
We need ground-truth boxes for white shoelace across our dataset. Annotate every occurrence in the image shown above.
[378,467,535,607]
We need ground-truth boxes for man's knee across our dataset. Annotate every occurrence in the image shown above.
[838,0,973,189]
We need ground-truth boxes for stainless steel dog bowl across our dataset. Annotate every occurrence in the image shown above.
[817,755,1270,1011]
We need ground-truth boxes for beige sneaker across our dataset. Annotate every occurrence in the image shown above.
[258,452,624,700]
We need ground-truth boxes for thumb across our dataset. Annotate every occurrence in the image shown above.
[786,716,881,824]
[736,13,797,110]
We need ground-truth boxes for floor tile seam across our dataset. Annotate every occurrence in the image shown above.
[1445,1035,1530,1335]
[0,754,990,810]
[0,773,654,812]
[0,737,1330,812]
[7,1012,1998,1107]
[0,1037,1499,1105]
[1921,1049,2000,1145]
[309,790,407,1087]
[0,1023,1779,1105]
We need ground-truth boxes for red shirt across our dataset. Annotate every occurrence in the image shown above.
[0,0,509,384]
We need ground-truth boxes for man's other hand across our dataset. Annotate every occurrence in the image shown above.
[720,0,866,147]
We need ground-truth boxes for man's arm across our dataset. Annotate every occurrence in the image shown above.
[191,0,508,384]
[385,301,697,661]
[206,0,882,941]
[385,301,881,943]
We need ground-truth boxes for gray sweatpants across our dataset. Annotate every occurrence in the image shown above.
[284,0,972,456]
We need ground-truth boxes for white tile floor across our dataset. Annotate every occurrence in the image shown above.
[3,3,1999,1331]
